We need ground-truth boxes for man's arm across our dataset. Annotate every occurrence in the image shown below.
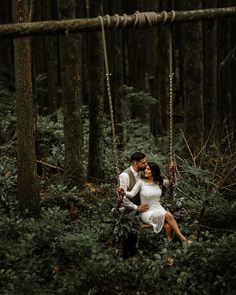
[118,172,138,210]
[119,172,129,191]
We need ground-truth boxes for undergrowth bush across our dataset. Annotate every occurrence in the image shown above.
[0,105,235,295]
[1,201,234,295]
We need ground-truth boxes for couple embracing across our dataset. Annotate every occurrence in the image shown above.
[118,152,188,242]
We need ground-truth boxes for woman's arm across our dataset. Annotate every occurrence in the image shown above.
[126,180,142,198]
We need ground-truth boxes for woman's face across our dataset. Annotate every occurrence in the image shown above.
[144,165,152,178]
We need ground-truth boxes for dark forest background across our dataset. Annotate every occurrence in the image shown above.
[0,1,235,294]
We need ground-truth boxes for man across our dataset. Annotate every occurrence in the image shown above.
[119,151,149,212]
[118,152,149,258]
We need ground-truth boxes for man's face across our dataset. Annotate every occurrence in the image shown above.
[137,157,147,171]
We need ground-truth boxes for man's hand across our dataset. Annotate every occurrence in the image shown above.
[117,187,125,193]
[137,204,149,212]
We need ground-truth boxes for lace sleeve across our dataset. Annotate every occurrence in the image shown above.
[126,180,142,198]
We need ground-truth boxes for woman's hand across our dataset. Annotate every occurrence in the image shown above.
[137,204,149,212]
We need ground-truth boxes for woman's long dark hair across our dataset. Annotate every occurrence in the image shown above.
[147,162,163,186]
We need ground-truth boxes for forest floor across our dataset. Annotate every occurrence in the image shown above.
[0,105,235,295]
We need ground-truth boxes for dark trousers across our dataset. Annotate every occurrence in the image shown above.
[122,232,138,258]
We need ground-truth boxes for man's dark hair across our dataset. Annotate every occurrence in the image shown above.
[130,152,146,162]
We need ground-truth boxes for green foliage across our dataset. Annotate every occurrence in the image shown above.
[36,112,65,172]
[122,85,157,122]
[0,203,235,295]
[102,208,141,244]
[0,83,15,115]
[0,151,17,214]
[0,100,235,295]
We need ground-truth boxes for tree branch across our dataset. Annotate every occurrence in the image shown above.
[0,7,235,38]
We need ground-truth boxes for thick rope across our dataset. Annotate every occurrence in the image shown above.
[98,16,120,183]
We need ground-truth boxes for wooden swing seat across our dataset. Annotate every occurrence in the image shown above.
[140,223,152,229]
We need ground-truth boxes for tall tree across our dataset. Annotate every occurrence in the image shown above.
[203,0,218,141]
[0,1,14,89]
[79,0,91,105]
[12,0,40,216]
[109,0,124,147]
[87,0,105,182]
[43,0,59,115]
[31,0,47,114]
[217,0,232,140]
[58,0,85,188]
[147,0,160,138]
[131,0,148,92]
[232,1,236,141]
[156,0,172,136]
[31,0,59,115]
[181,0,204,155]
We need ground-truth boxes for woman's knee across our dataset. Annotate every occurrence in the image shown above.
[165,211,174,221]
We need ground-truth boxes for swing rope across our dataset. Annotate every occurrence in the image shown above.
[98,16,120,183]
[98,14,177,197]
[168,25,177,200]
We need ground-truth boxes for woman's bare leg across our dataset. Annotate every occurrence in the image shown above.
[163,222,172,240]
[165,212,186,241]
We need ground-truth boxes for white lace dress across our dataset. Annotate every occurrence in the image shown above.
[126,179,169,233]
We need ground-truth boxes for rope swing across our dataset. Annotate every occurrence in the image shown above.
[168,23,177,200]
[98,16,120,183]
[99,12,178,199]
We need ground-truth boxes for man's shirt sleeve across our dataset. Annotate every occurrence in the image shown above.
[119,172,129,191]
[119,172,138,210]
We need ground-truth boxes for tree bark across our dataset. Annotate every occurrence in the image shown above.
[232,1,236,141]
[148,0,159,139]
[217,0,232,140]
[132,1,148,92]
[80,0,91,105]
[58,0,85,188]
[12,0,40,217]
[109,0,124,147]
[181,1,204,155]
[31,0,48,115]
[203,0,218,141]
[43,0,59,115]
[0,7,235,38]
[156,0,171,136]
[87,0,105,182]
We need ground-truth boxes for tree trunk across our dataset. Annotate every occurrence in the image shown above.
[148,0,160,138]
[132,1,148,92]
[87,0,105,182]
[80,0,91,105]
[43,0,59,116]
[181,1,204,155]
[217,0,232,141]
[31,0,47,115]
[109,0,124,147]
[156,0,171,136]
[203,0,218,141]
[12,0,40,217]
[58,0,85,188]
[232,1,236,141]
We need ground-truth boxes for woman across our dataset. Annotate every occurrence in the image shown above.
[125,162,187,242]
